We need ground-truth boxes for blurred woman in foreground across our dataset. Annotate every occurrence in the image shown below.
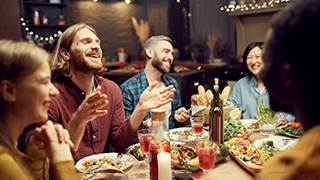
[0,39,77,179]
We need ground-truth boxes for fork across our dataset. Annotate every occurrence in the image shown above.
[282,138,291,146]
[83,172,98,180]
[116,152,124,161]
[86,162,105,174]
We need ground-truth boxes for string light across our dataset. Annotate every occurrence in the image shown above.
[220,0,290,13]
[20,18,63,50]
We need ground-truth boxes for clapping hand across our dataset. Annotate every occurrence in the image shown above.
[74,85,108,123]
[139,81,175,111]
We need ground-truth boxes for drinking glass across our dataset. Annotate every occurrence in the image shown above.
[196,140,217,178]
[190,114,205,139]
[256,96,276,136]
[137,129,150,169]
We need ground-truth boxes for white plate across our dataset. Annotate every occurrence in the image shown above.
[75,153,133,173]
[168,127,209,141]
[253,135,298,151]
[240,119,259,131]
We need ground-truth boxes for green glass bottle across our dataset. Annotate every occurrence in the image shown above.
[214,78,223,108]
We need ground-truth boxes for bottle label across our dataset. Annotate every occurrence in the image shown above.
[209,116,224,143]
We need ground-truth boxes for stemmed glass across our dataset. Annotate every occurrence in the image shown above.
[193,140,217,179]
[137,129,150,169]
[190,114,205,140]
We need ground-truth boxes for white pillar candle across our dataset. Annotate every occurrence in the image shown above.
[157,151,172,180]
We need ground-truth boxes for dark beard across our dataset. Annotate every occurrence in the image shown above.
[151,52,169,74]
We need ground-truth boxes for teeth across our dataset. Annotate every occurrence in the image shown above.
[89,54,99,58]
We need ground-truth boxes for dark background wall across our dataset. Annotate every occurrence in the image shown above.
[0,0,22,40]
[0,0,235,62]
[69,0,193,61]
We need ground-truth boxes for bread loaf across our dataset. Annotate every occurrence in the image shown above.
[197,85,206,98]
[221,86,231,104]
[205,89,213,106]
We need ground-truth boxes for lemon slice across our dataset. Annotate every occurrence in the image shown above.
[260,153,270,161]
[261,116,276,124]
[229,108,241,120]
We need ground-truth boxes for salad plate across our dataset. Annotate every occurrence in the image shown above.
[253,135,298,151]
[276,123,303,138]
[75,153,133,173]
[168,127,209,141]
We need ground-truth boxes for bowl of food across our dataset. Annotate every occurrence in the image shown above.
[170,141,229,172]
[240,119,259,131]
[224,119,254,140]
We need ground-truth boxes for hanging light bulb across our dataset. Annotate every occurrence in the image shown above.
[122,0,133,4]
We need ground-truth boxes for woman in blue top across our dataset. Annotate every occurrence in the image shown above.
[228,41,295,121]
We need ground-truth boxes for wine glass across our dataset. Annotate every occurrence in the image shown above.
[190,114,205,139]
[137,129,150,169]
[196,140,217,178]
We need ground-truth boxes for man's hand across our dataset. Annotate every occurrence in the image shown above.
[130,81,175,131]
[138,81,175,112]
[174,107,190,123]
[67,85,108,150]
[73,85,108,124]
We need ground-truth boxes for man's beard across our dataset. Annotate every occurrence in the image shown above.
[74,57,103,74]
[151,52,170,74]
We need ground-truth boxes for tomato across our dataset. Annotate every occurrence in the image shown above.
[254,160,264,166]
[292,122,302,129]
[240,148,246,154]
[286,122,294,127]
[161,144,170,152]
[133,64,143,69]
[118,62,126,68]
[251,158,264,166]
[250,158,257,164]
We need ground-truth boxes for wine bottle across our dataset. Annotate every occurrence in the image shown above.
[209,84,224,143]
[214,78,223,108]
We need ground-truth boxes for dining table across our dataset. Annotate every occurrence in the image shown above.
[77,131,280,180]
[77,127,298,180]
[126,132,266,180]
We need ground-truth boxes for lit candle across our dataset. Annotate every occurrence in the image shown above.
[157,151,172,180]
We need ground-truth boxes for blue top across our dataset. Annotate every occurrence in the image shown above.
[120,68,183,130]
[228,76,295,122]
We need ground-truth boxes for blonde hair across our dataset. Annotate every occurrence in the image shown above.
[0,39,49,179]
[50,22,100,78]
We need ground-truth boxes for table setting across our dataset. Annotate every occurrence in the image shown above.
[75,126,301,180]
[75,85,302,180]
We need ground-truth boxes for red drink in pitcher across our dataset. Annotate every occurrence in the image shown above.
[192,124,203,135]
[139,134,149,154]
[149,139,170,180]
[198,147,216,171]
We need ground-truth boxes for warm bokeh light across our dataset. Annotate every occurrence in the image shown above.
[123,0,133,4]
